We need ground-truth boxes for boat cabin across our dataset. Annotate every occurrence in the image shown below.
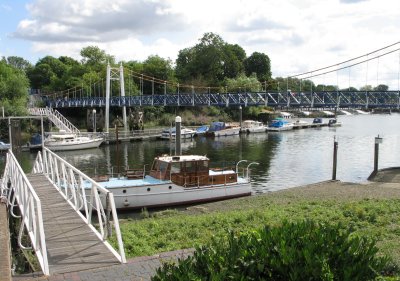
[149,155,238,187]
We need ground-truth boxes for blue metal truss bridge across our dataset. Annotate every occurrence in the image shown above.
[44,90,400,109]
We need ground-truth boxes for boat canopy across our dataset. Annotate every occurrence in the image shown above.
[209,122,226,132]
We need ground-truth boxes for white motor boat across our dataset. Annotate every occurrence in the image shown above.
[328,119,342,127]
[205,122,241,137]
[267,118,294,131]
[85,154,254,209]
[241,120,267,134]
[0,141,10,151]
[160,127,196,140]
[45,133,103,151]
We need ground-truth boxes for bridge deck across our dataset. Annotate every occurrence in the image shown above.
[27,174,119,275]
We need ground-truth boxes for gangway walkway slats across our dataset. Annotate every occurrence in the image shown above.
[27,174,119,274]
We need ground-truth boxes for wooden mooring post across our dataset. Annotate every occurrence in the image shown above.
[332,137,338,180]
[374,135,383,174]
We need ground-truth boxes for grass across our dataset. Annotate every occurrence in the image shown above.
[110,182,400,270]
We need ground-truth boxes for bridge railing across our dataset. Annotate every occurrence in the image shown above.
[1,150,49,275]
[32,147,126,263]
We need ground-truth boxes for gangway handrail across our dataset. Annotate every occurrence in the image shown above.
[33,147,126,264]
[1,151,49,275]
[29,107,80,134]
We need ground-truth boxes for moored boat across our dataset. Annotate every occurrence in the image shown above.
[0,141,10,151]
[205,122,241,137]
[266,118,294,131]
[85,154,254,209]
[45,133,104,151]
[160,127,196,140]
[328,119,342,127]
[241,120,267,134]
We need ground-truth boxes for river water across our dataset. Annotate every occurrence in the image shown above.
[1,114,400,194]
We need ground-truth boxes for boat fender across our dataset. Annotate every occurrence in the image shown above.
[124,199,130,206]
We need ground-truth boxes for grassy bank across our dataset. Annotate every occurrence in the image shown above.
[111,181,400,268]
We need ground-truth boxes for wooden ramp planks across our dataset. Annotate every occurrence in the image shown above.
[27,174,119,275]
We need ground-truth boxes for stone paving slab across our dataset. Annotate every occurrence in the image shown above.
[12,249,194,281]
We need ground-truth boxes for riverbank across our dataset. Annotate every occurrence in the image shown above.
[13,169,400,280]
[113,167,400,261]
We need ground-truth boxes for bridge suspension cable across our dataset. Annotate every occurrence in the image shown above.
[289,41,400,79]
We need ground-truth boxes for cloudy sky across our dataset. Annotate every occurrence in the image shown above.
[0,0,399,89]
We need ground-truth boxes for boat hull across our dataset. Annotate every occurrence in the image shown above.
[207,127,241,137]
[267,124,294,131]
[46,138,103,151]
[86,178,251,210]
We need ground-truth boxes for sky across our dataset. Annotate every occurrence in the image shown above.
[0,0,399,89]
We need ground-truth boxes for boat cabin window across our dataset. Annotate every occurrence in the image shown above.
[198,160,209,172]
[184,161,196,173]
[152,159,168,173]
[170,163,180,174]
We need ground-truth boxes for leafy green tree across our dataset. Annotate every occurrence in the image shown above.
[374,84,389,91]
[37,56,67,78]
[222,44,246,78]
[27,63,54,89]
[225,73,261,92]
[0,60,29,116]
[80,46,115,68]
[175,33,247,86]
[142,55,175,95]
[244,52,272,82]
[360,85,373,91]
[5,56,32,71]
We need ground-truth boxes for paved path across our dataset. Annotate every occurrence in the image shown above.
[0,200,12,281]
[12,249,194,281]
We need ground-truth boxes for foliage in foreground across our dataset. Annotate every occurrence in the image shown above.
[153,220,392,281]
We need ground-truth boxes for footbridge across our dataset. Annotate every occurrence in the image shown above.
[0,147,126,276]
[43,90,400,109]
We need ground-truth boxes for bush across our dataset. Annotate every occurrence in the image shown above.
[153,220,391,281]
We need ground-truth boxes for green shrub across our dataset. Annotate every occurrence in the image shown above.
[152,220,391,281]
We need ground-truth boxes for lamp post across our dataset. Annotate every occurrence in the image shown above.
[93,109,96,133]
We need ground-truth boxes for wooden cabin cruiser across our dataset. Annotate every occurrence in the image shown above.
[241,120,267,133]
[86,154,253,209]
[45,133,103,151]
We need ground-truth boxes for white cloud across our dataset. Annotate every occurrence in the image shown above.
[9,0,400,89]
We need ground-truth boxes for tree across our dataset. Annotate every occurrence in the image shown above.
[0,60,29,116]
[175,33,248,86]
[374,84,389,91]
[142,55,175,95]
[27,63,54,89]
[6,56,32,71]
[37,56,67,78]
[244,52,271,82]
[80,46,115,67]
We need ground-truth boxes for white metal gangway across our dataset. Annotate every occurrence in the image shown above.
[0,148,126,275]
[28,107,80,134]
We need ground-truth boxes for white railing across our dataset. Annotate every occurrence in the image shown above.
[1,151,49,275]
[29,107,80,134]
[33,147,126,263]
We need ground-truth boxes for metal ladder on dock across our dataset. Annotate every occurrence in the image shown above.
[28,107,80,134]
[0,148,126,276]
